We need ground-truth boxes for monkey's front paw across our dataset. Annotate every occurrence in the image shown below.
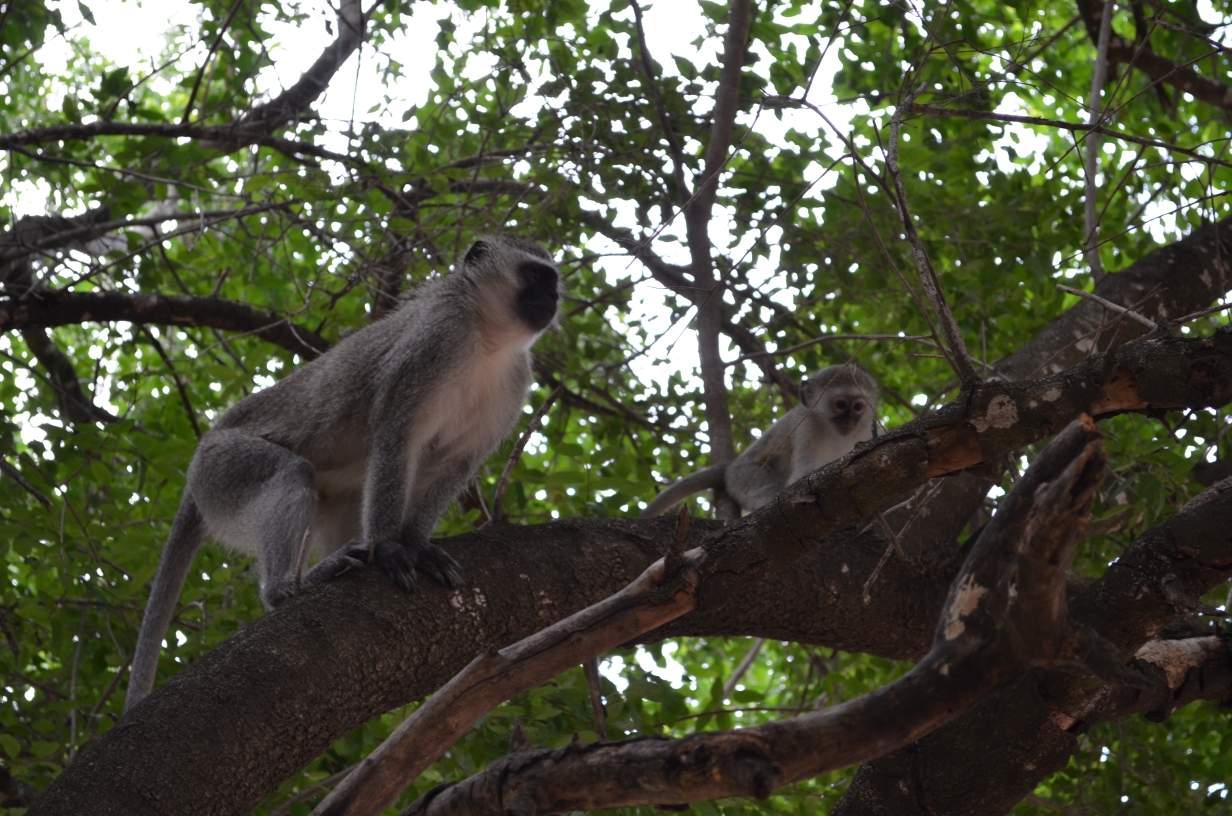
[370,539,462,592]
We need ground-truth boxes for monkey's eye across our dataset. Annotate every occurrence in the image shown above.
[834,399,849,412]
[852,401,865,412]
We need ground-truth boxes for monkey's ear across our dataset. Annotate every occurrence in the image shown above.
[799,379,810,405]
[464,239,491,266]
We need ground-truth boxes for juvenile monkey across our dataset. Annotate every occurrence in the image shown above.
[125,236,561,712]
[641,365,878,516]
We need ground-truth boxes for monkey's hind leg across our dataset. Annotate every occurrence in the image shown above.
[191,430,336,609]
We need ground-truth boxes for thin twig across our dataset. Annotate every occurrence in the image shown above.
[728,334,934,365]
[887,88,979,382]
[491,386,563,522]
[721,638,766,699]
[1056,284,1157,329]
[181,0,244,123]
[0,456,52,507]
[1083,0,1116,284]
[1171,301,1232,325]
[905,103,1232,171]
[582,658,608,740]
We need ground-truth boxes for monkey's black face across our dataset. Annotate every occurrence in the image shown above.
[516,260,560,331]
[831,394,868,435]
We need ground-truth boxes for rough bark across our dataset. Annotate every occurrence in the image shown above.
[29,322,1232,816]
[401,420,1107,816]
[997,216,1232,380]
[831,477,1232,816]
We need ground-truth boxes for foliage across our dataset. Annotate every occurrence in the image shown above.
[2,0,1232,813]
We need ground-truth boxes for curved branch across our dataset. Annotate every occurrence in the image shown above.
[239,0,366,132]
[0,289,329,359]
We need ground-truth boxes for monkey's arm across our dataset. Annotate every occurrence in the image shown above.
[356,417,464,591]
[640,465,726,517]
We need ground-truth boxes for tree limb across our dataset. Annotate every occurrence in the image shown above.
[832,474,1232,816]
[1,289,329,359]
[400,420,1105,816]
[30,321,1232,816]
[682,0,753,515]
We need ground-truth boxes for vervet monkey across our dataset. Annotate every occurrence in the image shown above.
[125,236,561,712]
[642,365,878,517]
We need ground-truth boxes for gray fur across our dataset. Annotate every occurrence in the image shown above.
[125,236,560,712]
[641,365,878,517]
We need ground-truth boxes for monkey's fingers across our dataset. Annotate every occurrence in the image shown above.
[416,544,463,589]
[371,542,421,593]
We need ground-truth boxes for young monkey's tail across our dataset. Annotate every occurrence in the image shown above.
[640,465,726,517]
[125,497,206,713]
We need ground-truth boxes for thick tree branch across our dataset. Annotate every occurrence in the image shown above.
[0,121,352,162]
[998,217,1232,379]
[1,289,329,359]
[401,421,1105,816]
[31,322,1232,816]
[833,474,1232,816]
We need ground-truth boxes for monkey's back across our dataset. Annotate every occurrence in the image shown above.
[209,276,474,467]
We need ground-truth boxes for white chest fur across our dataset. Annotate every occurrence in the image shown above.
[409,343,531,463]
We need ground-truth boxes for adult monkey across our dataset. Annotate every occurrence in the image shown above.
[642,365,879,516]
[125,236,561,712]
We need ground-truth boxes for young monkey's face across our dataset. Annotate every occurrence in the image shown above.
[830,390,870,435]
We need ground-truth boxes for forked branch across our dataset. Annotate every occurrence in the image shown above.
[396,419,1105,816]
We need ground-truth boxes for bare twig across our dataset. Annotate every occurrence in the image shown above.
[491,386,563,522]
[905,103,1232,171]
[1056,284,1157,329]
[1083,0,1116,284]
[1171,301,1232,325]
[728,334,934,365]
[721,638,766,699]
[0,456,52,507]
[887,89,979,382]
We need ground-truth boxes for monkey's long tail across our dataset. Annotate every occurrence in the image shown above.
[125,497,205,713]
[640,465,726,517]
